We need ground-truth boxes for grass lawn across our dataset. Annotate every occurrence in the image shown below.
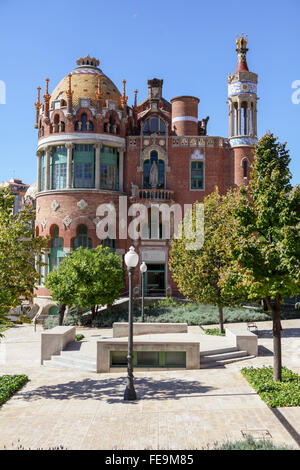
[241,366,300,407]
[0,375,29,407]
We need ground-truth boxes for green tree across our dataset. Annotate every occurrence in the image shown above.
[45,245,125,325]
[169,188,245,333]
[0,187,48,324]
[220,134,300,381]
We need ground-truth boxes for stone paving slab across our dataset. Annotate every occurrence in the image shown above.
[0,321,299,450]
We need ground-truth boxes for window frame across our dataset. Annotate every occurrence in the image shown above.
[190,159,205,191]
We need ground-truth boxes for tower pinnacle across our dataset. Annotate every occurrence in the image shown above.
[236,34,249,72]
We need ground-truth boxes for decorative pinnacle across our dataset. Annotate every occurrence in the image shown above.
[43,78,51,102]
[66,73,73,99]
[35,86,41,109]
[96,74,103,100]
[235,34,249,72]
[121,79,128,108]
[236,33,248,51]
[134,89,138,107]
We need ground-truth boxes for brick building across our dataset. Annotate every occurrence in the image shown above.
[34,36,258,306]
[0,178,30,214]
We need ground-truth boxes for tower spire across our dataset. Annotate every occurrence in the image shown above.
[134,89,138,108]
[121,79,128,109]
[34,86,41,128]
[235,33,249,72]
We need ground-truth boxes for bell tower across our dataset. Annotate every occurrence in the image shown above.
[228,35,258,185]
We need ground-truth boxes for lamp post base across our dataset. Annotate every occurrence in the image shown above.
[124,383,137,401]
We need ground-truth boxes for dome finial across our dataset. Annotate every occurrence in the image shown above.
[76,55,100,67]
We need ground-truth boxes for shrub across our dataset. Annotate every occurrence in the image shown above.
[75,334,84,342]
[241,366,300,407]
[0,375,28,406]
[213,434,294,450]
[43,317,59,330]
[204,328,226,336]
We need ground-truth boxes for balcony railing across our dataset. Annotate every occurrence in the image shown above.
[134,188,174,201]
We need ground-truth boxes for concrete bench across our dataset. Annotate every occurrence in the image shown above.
[113,322,188,338]
[97,338,200,373]
[225,327,258,356]
[41,326,76,364]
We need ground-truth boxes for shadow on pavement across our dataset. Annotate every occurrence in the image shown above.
[17,376,215,404]
[258,328,300,339]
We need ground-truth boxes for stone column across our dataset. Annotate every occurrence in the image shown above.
[237,102,241,136]
[248,103,251,136]
[234,104,238,136]
[66,143,74,189]
[36,151,42,192]
[253,102,257,137]
[45,146,51,191]
[118,147,124,192]
[94,143,102,189]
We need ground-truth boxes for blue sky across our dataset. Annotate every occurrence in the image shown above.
[0,0,299,185]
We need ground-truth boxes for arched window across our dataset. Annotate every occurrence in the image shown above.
[88,121,94,131]
[72,224,92,250]
[81,114,87,131]
[143,150,165,189]
[102,237,116,252]
[49,226,64,271]
[243,159,248,178]
[143,117,166,136]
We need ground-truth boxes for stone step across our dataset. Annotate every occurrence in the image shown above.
[200,347,238,357]
[60,351,96,363]
[200,349,248,363]
[200,354,255,369]
[43,350,97,372]
[43,359,96,372]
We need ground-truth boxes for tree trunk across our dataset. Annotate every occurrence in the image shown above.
[218,305,224,334]
[272,294,282,382]
[91,305,96,320]
[58,303,66,326]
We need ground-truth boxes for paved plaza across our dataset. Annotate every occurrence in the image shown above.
[0,320,299,450]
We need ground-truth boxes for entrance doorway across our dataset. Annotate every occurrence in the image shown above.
[144,263,166,297]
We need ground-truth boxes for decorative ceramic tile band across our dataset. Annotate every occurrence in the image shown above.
[230,136,257,147]
[228,81,257,96]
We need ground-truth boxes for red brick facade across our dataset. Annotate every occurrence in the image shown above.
[34,41,258,300]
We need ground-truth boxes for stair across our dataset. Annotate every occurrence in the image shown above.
[43,350,97,373]
[200,347,255,368]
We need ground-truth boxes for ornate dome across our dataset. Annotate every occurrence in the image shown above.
[50,55,121,107]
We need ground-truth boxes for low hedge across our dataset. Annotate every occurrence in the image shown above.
[0,375,29,406]
[241,366,300,407]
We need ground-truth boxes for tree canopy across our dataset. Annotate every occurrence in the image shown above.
[169,188,245,333]
[45,245,125,323]
[220,134,300,380]
[0,187,48,321]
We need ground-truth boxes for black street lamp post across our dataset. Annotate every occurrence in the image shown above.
[140,261,147,323]
[124,246,139,401]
